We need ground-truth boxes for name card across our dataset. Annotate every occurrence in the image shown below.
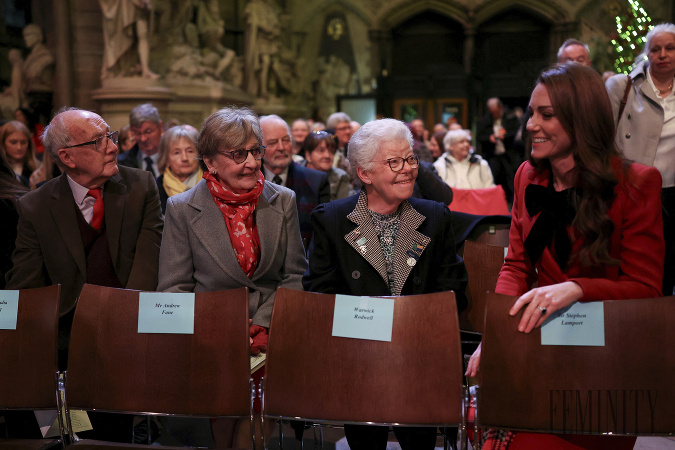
[332,294,395,342]
[0,290,19,330]
[541,301,605,346]
[138,292,195,334]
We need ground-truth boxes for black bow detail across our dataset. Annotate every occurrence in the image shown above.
[524,183,577,270]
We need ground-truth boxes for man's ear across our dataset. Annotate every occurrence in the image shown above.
[356,166,371,185]
[57,148,76,169]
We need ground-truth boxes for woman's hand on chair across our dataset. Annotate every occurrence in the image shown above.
[509,281,583,333]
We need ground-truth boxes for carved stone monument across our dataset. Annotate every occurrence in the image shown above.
[21,24,55,123]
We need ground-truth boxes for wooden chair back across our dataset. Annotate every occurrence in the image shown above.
[66,284,251,417]
[479,292,675,434]
[264,288,464,426]
[0,285,60,408]
[459,241,505,333]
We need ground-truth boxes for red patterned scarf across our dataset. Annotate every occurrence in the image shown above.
[204,171,264,278]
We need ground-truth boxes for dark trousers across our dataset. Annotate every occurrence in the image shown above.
[487,151,521,203]
[344,424,437,450]
[662,187,675,296]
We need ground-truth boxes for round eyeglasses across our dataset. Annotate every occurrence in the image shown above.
[221,146,266,164]
[382,155,420,172]
[63,131,119,152]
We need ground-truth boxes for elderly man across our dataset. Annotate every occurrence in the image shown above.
[326,111,353,171]
[557,38,591,66]
[117,102,163,178]
[260,114,330,249]
[6,108,162,359]
[5,108,162,441]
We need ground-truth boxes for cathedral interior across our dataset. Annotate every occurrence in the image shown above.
[0,0,673,141]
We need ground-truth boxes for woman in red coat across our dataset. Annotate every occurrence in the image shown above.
[466,63,664,450]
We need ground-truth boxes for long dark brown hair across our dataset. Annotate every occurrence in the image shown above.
[528,63,622,267]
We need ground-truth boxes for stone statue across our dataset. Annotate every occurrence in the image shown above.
[244,0,281,98]
[197,0,234,79]
[22,25,54,94]
[0,49,25,119]
[99,0,159,79]
[316,55,352,117]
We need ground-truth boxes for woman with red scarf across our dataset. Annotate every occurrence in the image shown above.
[158,106,307,447]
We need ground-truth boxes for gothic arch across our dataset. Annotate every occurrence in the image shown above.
[473,0,571,27]
[374,0,471,31]
[297,0,374,32]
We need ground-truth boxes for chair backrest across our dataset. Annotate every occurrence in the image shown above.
[459,241,505,333]
[450,186,510,216]
[479,292,675,434]
[66,284,251,417]
[264,288,464,425]
[0,285,60,409]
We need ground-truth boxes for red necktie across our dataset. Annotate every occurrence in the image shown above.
[88,188,104,229]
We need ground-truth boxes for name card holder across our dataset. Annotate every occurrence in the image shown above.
[138,292,195,334]
[332,294,395,342]
[0,290,19,330]
[541,301,605,346]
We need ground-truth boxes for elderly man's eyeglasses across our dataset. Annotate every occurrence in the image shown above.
[63,131,119,152]
[221,146,266,164]
[130,127,158,140]
[383,155,420,172]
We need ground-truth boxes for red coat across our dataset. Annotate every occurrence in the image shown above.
[497,160,664,300]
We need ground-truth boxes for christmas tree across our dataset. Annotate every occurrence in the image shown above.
[610,0,652,74]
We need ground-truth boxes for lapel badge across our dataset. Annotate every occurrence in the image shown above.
[415,243,424,252]
[356,237,367,246]
[406,250,419,260]
[359,245,367,254]
[407,257,417,267]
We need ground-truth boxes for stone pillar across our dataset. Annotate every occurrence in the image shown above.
[53,0,73,109]
[463,26,476,75]
[368,28,390,79]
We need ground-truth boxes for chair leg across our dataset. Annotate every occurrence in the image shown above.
[278,419,284,450]
[459,384,470,450]
[473,386,480,450]
[444,427,459,450]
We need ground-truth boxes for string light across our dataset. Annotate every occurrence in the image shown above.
[612,0,653,74]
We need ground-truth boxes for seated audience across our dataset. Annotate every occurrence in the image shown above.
[118,124,135,153]
[0,151,28,288]
[260,114,330,249]
[156,125,203,212]
[434,128,495,189]
[5,108,163,442]
[325,112,352,172]
[0,120,38,187]
[428,130,445,160]
[301,130,353,201]
[303,118,468,450]
[158,106,307,448]
[15,107,45,157]
[466,63,664,450]
[118,103,163,178]
[291,118,311,157]
[433,122,448,134]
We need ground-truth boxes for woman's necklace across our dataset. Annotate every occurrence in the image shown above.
[658,82,673,94]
